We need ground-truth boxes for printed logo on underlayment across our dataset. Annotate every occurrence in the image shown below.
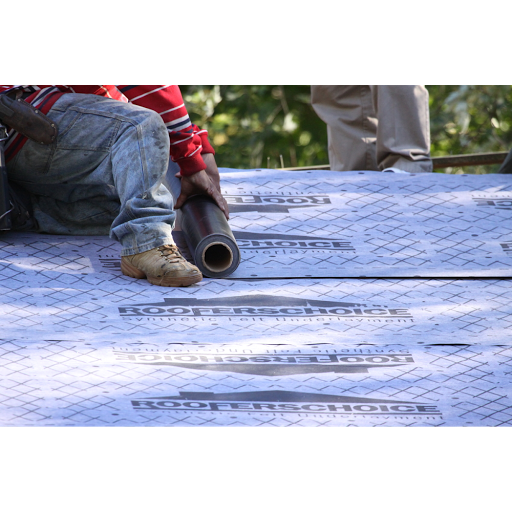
[500,241,512,255]
[225,194,331,213]
[130,390,441,416]
[118,295,413,320]
[472,195,512,210]
[233,231,355,252]
[98,258,121,269]
[114,350,414,376]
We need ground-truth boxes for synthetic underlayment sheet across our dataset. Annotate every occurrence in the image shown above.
[1,272,512,344]
[1,169,511,426]
[2,169,512,279]
[1,341,511,426]
[221,169,512,277]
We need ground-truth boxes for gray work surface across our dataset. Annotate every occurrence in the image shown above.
[1,169,511,426]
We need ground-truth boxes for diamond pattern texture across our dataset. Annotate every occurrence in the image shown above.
[1,169,511,426]
[218,169,512,277]
[1,341,511,426]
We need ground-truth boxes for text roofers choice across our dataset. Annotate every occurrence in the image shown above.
[118,295,414,323]
[224,192,331,213]
[130,390,441,417]
[114,348,415,376]
[472,194,512,210]
[232,231,355,253]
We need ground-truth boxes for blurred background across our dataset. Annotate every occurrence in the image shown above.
[180,85,512,174]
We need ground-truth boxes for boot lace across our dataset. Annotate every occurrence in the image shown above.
[157,245,183,263]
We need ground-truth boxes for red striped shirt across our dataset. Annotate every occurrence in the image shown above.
[0,85,214,175]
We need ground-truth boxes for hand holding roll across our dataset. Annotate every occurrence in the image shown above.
[174,154,230,220]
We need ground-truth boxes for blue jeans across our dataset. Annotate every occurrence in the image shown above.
[6,93,176,256]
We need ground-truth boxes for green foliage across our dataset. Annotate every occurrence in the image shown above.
[181,85,512,173]
[428,85,512,173]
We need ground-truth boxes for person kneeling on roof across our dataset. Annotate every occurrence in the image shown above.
[0,85,229,287]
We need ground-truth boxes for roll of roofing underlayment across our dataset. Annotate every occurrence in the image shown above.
[164,162,241,278]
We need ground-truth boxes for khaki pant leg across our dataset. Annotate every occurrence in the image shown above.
[370,85,432,173]
[311,85,378,171]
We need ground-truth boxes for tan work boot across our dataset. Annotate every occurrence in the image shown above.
[121,245,202,287]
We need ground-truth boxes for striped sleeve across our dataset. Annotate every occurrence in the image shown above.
[117,85,214,176]
[4,85,127,99]
[1,85,214,174]
[0,86,15,94]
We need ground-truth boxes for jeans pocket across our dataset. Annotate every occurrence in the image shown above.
[50,108,83,140]
[54,109,82,139]
[8,138,55,178]
[55,108,120,151]
[8,107,84,179]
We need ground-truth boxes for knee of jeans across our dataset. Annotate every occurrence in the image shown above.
[138,110,170,152]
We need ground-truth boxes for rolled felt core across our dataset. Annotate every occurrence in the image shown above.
[202,240,233,273]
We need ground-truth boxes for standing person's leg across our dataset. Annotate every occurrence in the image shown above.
[6,93,201,286]
[370,85,432,173]
[498,149,512,174]
[311,85,378,171]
